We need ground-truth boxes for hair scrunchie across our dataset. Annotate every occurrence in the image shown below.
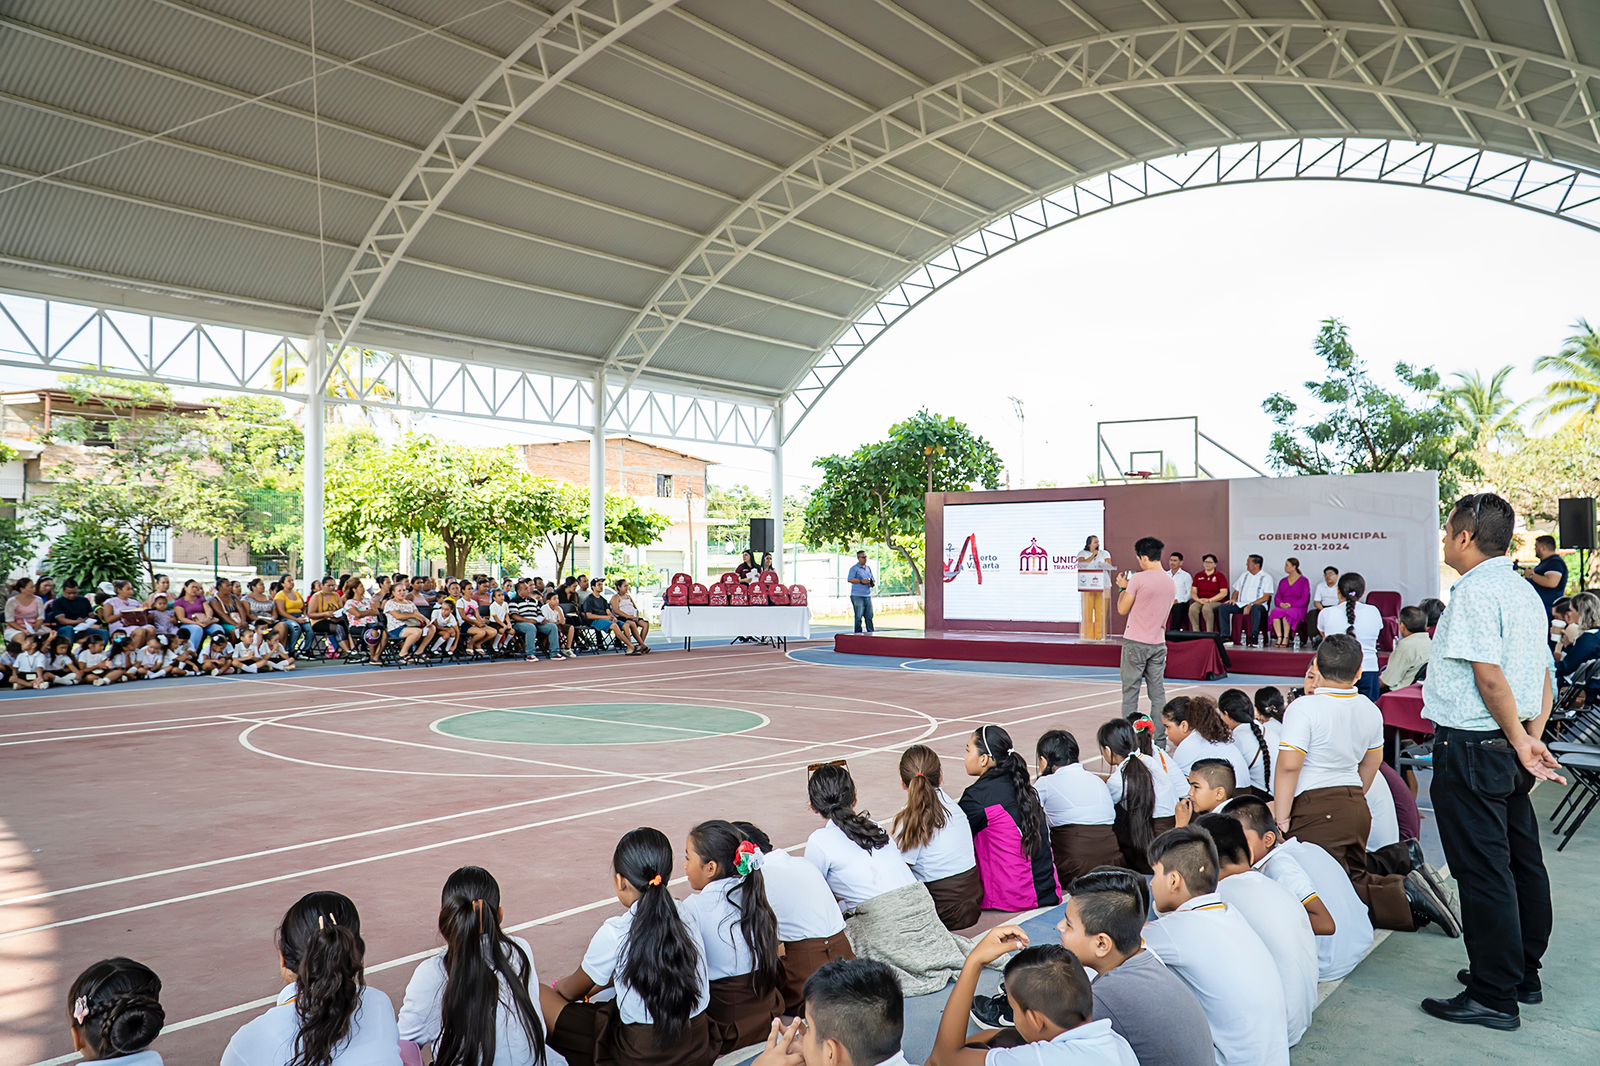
[733,840,764,878]
[1132,717,1155,734]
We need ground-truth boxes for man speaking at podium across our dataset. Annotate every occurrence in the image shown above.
[1117,536,1177,728]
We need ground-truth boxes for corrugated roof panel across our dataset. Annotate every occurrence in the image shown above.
[720,259,872,318]
[686,288,843,347]
[648,324,804,391]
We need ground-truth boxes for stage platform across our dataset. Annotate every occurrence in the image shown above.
[832,630,1351,680]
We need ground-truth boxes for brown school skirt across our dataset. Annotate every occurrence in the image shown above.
[924,865,984,931]
[548,998,716,1066]
[779,930,854,1015]
[1112,809,1176,874]
[707,973,784,1055]
[1049,823,1125,889]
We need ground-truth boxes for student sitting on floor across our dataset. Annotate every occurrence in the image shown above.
[804,762,976,996]
[1034,730,1121,889]
[47,637,80,686]
[959,725,1060,912]
[1055,868,1214,1066]
[892,744,982,931]
[1253,686,1286,754]
[10,633,50,689]
[681,820,785,1054]
[751,959,906,1066]
[131,638,170,680]
[540,827,715,1066]
[733,821,854,1016]
[1225,797,1370,981]
[221,891,401,1066]
[66,957,167,1065]
[399,865,563,1066]
[260,625,297,671]
[1142,827,1290,1066]
[1218,688,1273,794]
[1174,759,1238,827]
[1197,814,1318,1049]
[1096,717,1179,873]
[930,927,1139,1066]
[1161,695,1252,786]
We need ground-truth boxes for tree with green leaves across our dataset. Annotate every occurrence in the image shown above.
[704,483,813,551]
[803,409,1003,597]
[1263,318,1479,512]
[527,481,671,580]
[205,396,306,568]
[1436,365,1528,453]
[44,521,142,591]
[1534,317,1600,428]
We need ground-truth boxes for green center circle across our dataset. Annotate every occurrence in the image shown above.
[433,703,766,746]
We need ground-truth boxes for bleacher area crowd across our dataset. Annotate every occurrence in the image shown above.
[52,634,1494,1066]
[0,570,677,688]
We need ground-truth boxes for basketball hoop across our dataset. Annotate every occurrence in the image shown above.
[1130,470,1157,480]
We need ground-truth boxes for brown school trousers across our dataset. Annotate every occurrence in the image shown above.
[1290,785,1415,931]
[778,931,854,1015]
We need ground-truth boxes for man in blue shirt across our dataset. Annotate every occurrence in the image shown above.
[1524,535,1567,615]
[848,550,875,634]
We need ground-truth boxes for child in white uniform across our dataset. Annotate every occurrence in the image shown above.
[732,821,850,1016]
[891,744,981,931]
[1035,729,1122,889]
[66,957,168,1065]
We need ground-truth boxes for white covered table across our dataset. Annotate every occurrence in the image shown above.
[659,605,812,650]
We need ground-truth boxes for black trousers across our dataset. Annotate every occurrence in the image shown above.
[1430,725,1553,1014]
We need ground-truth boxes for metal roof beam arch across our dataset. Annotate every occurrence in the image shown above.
[598,20,1600,397]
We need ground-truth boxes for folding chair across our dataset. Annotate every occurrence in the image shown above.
[1548,743,1600,851]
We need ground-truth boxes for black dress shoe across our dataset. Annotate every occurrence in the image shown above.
[1457,968,1543,1005]
[1421,991,1520,1030]
[1404,870,1462,937]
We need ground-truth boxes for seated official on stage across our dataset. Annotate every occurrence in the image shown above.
[1217,556,1275,647]
[1167,551,1193,630]
[1189,554,1229,633]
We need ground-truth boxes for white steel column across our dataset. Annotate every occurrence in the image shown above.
[770,402,784,577]
[589,368,607,576]
[302,333,327,586]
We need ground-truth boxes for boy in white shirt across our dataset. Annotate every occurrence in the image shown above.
[753,959,908,1066]
[1197,813,1318,1048]
[76,633,120,685]
[47,638,80,685]
[133,638,170,679]
[1141,827,1290,1066]
[10,634,51,689]
[930,926,1138,1066]
[1174,759,1236,827]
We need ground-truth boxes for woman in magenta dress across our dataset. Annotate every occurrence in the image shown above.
[1267,556,1311,647]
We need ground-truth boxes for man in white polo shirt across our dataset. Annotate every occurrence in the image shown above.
[1142,827,1290,1066]
[1217,554,1274,647]
[1166,551,1194,630]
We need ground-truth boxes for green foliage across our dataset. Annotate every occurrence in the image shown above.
[606,548,662,591]
[58,374,174,407]
[1,513,43,578]
[704,483,813,551]
[803,409,1003,595]
[528,482,672,580]
[205,396,306,561]
[1534,318,1600,429]
[46,521,141,591]
[1482,420,1600,529]
[1263,318,1479,512]
[1436,366,1528,452]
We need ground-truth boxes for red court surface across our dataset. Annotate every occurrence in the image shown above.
[0,646,1211,1064]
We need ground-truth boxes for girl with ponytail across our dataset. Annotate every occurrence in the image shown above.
[1315,571,1383,699]
[804,762,976,995]
[957,725,1061,911]
[67,957,166,1063]
[681,821,784,1053]
[1162,694,1252,787]
[398,866,561,1066]
[1218,688,1273,796]
[1096,716,1179,874]
[1034,730,1123,887]
[541,828,713,1066]
[891,745,981,930]
[222,891,400,1066]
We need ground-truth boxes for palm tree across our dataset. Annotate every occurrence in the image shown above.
[1436,365,1528,451]
[1534,318,1600,428]
[267,344,395,401]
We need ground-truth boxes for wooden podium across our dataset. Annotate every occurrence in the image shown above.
[1078,567,1110,641]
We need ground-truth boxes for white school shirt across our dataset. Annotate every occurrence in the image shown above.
[489,601,510,624]
[803,821,916,910]
[13,649,47,673]
[1312,581,1341,609]
[1230,723,1270,793]
[1233,569,1275,606]
[1261,717,1284,757]
[1037,764,1116,827]
[1257,841,1374,981]
[1141,893,1290,1066]
[1365,769,1400,851]
[1172,732,1252,789]
[1216,872,1317,1048]
[397,935,567,1066]
[1105,751,1181,818]
[580,899,711,1025]
[681,877,760,981]
[1316,602,1383,673]
[984,1018,1140,1066]
[898,788,978,881]
[1279,688,1383,794]
[50,653,75,673]
[134,646,165,669]
[78,648,109,669]
[759,849,845,941]
[1170,568,1194,604]
[222,983,401,1066]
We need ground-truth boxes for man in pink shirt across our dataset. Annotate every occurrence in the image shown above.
[1117,536,1178,732]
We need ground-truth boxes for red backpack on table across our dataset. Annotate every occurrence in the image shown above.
[688,583,710,606]
[788,584,808,606]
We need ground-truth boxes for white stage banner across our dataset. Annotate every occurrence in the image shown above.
[942,500,1105,622]
[1226,471,1440,606]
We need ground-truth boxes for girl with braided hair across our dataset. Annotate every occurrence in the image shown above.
[222,891,400,1066]
[1314,571,1383,700]
[67,957,166,1063]
[958,724,1061,911]
[1219,687,1274,796]
[891,744,981,930]
[541,828,713,1066]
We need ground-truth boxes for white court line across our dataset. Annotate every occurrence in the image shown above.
[786,647,1112,685]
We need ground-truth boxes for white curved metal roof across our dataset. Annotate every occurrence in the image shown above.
[2,0,1598,411]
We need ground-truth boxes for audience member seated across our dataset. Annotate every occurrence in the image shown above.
[1188,554,1229,633]
[43,580,97,646]
[1218,688,1272,794]
[1307,565,1341,638]
[609,579,651,655]
[581,579,616,647]
[1267,557,1311,648]
[1033,730,1121,888]
[1550,596,1580,653]
[271,575,313,657]
[174,579,227,655]
[750,959,905,1066]
[1315,573,1384,700]
[1379,606,1432,692]
[66,957,167,1065]
[959,725,1060,912]
[734,821,854,1016]
[1096,716,1181,873]
[105,580,156,651]
[735,550,757,582]
[1555,591,1600,691]
[1217,555,1274,647]
[1418,596,1445,633]
[1174,759,1238,828]
[5,577,53,645]
[1162,695,1251,786]
[1166,551,1193,631]
[892,745,982,931]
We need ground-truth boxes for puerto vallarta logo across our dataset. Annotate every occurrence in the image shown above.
[944,534,983,585]
[1019,538,1049,575]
